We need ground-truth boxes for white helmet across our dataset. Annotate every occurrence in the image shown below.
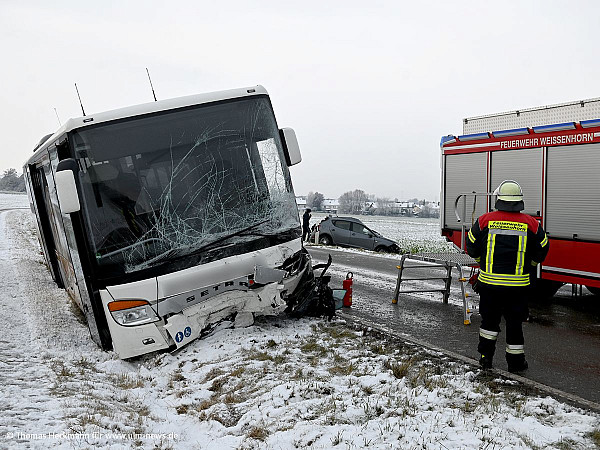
[494,180,523,201]
[494,180,524,211]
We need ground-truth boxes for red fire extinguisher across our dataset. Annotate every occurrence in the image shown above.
[342,272,353,307]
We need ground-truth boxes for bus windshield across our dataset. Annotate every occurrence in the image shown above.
[71,97,300,277]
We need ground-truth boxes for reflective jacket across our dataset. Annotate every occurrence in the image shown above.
[466,211,549,287]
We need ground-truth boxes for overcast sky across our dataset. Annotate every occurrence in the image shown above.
[1,1,599,200]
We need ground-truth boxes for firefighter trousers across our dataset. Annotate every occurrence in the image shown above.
[477,285,529,368]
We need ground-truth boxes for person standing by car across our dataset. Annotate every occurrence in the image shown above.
[466,180,549,373]
[302,208,312,242]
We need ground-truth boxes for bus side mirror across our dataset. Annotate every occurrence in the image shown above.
[55,159,81,214]
[279,128,302,166]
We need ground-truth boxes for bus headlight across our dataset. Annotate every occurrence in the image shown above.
[108,300,159,327]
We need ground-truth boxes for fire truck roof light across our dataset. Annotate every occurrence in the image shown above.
[458,132,490,141]
[532,122,576,133]
[440,135,456,146]
[492,128,529,137]
[580,119,600,129]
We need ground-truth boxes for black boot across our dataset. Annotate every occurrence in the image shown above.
[479,354,493,369]
[506,353,528,373]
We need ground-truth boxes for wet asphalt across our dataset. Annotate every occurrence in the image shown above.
[307,245,600,404]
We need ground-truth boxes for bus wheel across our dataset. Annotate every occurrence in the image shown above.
[585,285,600,296]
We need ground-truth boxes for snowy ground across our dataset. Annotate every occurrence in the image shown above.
[1,194,599,449]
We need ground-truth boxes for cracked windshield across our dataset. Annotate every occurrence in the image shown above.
[72,97,299,276]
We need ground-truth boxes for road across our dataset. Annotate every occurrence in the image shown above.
[308,245,600,404]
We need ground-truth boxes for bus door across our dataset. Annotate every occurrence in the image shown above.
[29,163,64,288]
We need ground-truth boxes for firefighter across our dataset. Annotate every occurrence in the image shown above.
[466,180,549,372]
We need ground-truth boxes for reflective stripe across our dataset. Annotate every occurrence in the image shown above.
[468,229,476,243]
[479,271,529,282]
[489,228,527,236]
[531,260,539,266]
[516,235,527,276]
[479,270,530,287]
[474,256,481,263]
[480,328,498,341]
[486,234,496,273]
[540,234,548,248]
[506,344,525,355]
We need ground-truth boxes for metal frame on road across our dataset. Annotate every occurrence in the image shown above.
[392,252,478,325]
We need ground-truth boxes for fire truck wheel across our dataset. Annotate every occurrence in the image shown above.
[535,279,564,300]
[585,285,600,296]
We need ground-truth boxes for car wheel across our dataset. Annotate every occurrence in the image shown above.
[319,235,332,245]
[375,245,387,252]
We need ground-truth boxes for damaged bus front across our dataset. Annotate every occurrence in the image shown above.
[25,86,312,358]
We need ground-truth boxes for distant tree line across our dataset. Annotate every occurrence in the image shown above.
[305,187,439,217]
[0,168,26,192]
[306,191,324,210]
[338,189,370,214]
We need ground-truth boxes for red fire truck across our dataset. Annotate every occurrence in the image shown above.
[440,98,600,298]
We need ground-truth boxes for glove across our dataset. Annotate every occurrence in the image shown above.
[469,273,480,293]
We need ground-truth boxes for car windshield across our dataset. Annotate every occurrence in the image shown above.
[72,97,299,276]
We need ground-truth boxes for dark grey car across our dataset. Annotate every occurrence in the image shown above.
[316,216,399,253]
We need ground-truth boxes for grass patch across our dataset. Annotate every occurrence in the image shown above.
[224,392,242,404]
[383,358,413,379]
[175,404,189,415]
[362,385,375,395]
[300,339,328,356]
[209,377,227,392]
[516,433,543,450]
[247,425,269,441]
[203,367,223,383]
[196,397,218,412]
[320,324,359,340]
[229,366,245,377]
[74,357,96,370]
[170,370,186,383]
[370,343,392,355]
[328,362,356,376]
[551,438,580,450]
[330,430,344,446]
[109,373,145,389]
[247,350,273,362]
[586,428,600,447]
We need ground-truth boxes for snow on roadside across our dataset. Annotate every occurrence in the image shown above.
[0,202,599,449]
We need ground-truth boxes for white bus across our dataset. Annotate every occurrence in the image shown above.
[24,86,312,358]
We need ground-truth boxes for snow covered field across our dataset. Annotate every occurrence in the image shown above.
[309,212,456,254]
[0,191,28,209]
[1,194,599,449]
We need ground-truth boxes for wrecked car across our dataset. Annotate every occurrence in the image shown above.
[317,216,400,253]
[24,86,314,358]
